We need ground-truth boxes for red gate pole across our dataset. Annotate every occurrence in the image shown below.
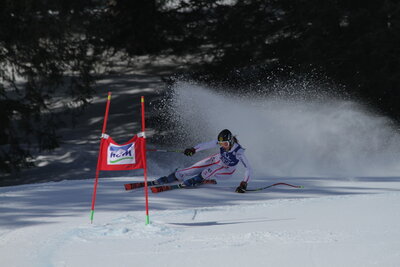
[90,92,112,223]
[141,96,150,225]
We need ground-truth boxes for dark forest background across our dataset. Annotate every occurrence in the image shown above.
[1,0,399,173]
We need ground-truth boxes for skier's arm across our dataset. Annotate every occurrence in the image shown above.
[184,140,218,156]
[238,151,253,183]
[193,140,219,152]
[235,151,253,193]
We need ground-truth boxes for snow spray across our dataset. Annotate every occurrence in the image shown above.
[157,81,400,178]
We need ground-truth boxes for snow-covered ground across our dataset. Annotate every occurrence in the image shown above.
[2,69,400,266]
[1,176,400,267]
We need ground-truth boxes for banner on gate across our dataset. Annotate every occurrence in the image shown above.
[99,134,145,171]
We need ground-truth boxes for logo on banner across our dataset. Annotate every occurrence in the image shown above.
[107,143,135,165]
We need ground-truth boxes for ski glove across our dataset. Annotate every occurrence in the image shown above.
[184,147,196,156]
[235,181,247,193]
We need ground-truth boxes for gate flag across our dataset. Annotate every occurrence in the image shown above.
[99,134,145,171]
[90,93,150,225]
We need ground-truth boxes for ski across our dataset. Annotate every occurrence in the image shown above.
[124,181,156,191]
[200,179,217,185]
[151,179,217,193]
[125,179,217,191]
[151,184,183,193]
[246,182,304,192]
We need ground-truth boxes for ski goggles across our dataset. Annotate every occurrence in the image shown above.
[218,141,230,147]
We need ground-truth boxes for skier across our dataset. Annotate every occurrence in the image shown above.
[154,129,253,193]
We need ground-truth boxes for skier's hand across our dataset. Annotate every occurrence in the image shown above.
[235,181,247,193]
[184,147,196,156]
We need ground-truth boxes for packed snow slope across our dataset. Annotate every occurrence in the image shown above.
[1,81,400,266]
[1,177,400,267]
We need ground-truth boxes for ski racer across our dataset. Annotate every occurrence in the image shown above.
[154,129,253,193]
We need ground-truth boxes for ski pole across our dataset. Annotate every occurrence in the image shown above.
[147,149,183,153]
[246,182,304,192]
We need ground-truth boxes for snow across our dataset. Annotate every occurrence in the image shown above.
[1,176,400,267]
[2,73,400,266]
